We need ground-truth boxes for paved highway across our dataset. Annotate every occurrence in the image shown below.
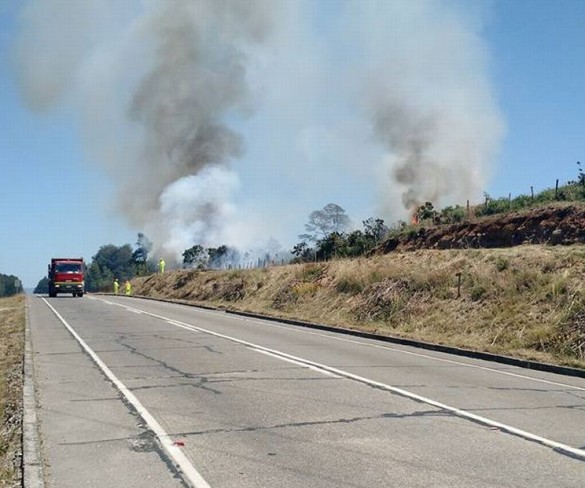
[27,294,585,487]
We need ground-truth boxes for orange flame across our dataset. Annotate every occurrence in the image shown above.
[411,213,419,225]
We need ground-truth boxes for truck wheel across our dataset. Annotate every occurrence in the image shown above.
[78,292,84,298]
[49,289,56,298]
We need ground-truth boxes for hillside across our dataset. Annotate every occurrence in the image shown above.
[381,202,585,252]
[132,211,585,370]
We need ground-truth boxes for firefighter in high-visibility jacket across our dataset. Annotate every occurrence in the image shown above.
[124,280,132,296]
[159,258,166,274]
[113,278,120,294]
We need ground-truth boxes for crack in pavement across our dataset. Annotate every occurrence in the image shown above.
[115,337,224,394]
[173,409,448,437]
[129,375,338,391]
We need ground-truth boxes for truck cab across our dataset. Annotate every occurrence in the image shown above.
[48,258,85,297]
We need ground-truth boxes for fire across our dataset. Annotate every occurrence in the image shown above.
[411,213,419,225]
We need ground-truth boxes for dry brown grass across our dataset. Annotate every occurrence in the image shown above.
[133,245,585,369]
[0,295,24,486]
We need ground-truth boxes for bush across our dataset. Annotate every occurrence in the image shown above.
[470,284,487,301]
[292,282,320,298]
[440,205,466,224]
[495,257,509,272]
[299,264,326,282]
[476,197,512,217]
[336,276,365,295]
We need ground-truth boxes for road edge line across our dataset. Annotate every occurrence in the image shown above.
[40,297,211,488]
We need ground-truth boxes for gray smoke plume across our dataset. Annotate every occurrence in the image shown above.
[346,0,503,215]
[14,0,503,255]
[123,0,272,222]
[14,0,275,258]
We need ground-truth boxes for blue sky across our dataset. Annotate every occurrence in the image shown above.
[487,0,585,195]
[1,0,584,287]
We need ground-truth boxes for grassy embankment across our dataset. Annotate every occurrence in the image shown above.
[0,295,24,486]
[134,245,585,370]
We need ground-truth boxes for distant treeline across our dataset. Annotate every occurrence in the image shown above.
[0,273,22,297]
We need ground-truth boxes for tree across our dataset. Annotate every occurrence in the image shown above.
[132,233,153,276]
[204,245,240,269]
[415,202,439,222]
[345,230,371,257]
[0,274,21,297]
[264,238,283,264]
[291,241,315,263]
[85,244,134,292]
[299,203,351,242]
[315,232,348,260]
[363,218,388,245]
[85,262,114,292]
[182,245,208,268]
[33,276,49,294]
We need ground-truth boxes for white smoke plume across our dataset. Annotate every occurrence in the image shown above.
[154,165,239,258]
[14,0,503,259]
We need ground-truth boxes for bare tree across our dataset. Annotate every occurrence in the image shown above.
[299,203,351,242]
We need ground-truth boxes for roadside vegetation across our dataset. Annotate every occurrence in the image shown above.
[134,245,585,370]
[0,295,24,486]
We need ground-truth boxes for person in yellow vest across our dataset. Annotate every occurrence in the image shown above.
[159,258,166,274]
[124,280,132,296]
[113,278,119,294]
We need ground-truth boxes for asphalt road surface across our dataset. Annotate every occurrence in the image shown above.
[27,294,585,487]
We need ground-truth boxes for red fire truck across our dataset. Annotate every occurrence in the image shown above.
[47,258,85,297]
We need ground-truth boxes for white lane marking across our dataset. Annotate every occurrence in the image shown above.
[254,349,342,378]
[94,296,585,392]
[91,295,585,392]
[93,298,585,460]
[234,317,585,392]
[40,298,211,488]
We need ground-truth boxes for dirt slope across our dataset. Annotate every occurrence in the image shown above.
[380,203,585,253]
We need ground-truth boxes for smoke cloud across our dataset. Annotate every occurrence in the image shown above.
[15,0,275,259]
[346,0,503,214]
[14,0,503,259]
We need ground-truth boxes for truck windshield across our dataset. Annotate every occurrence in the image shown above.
[55,263,81,273]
